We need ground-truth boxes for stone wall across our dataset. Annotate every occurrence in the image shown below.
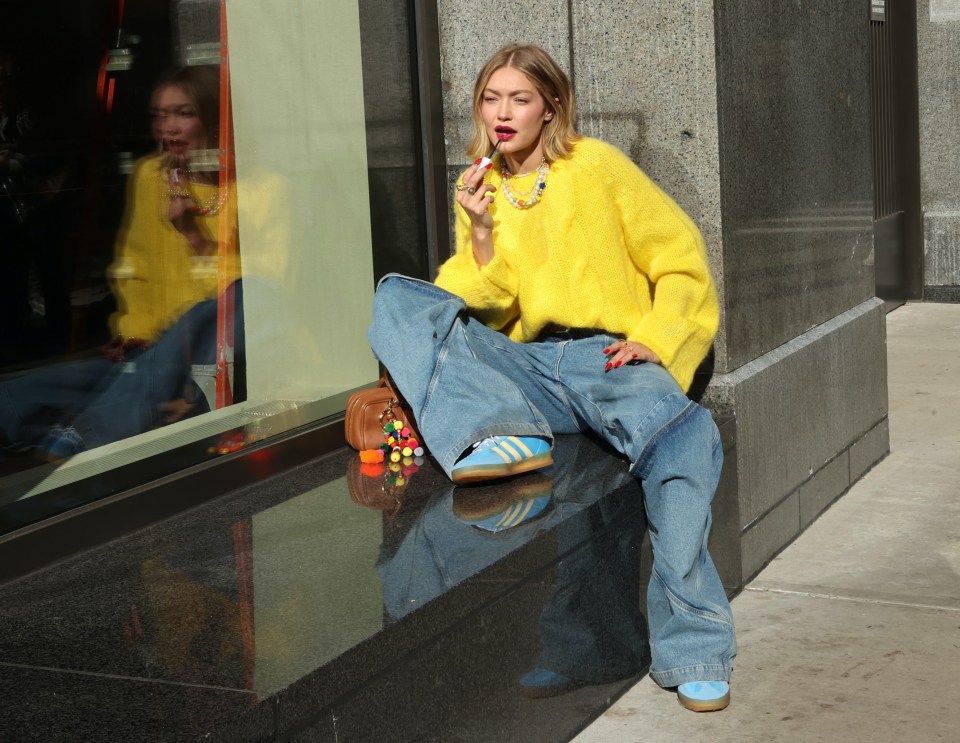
[917,1,960,300]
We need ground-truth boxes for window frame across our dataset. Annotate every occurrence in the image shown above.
[0,0,448,585]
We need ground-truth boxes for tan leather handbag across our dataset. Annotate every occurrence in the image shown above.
[344,373,422,451]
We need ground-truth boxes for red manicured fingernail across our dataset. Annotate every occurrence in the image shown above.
[603,348,611,355]
[484,163,492,170]
[604,362,612,371]
[632,353,638,359]
[615,361,622,367]
[474,158,481,165]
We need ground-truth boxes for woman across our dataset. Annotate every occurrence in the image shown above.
[108,64,238,349]
[368,44,735,712]
[0,66,240,459]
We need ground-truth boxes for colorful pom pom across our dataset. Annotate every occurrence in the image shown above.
[360,462,385,477]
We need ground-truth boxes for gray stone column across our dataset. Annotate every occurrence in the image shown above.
[436,1,889,591]
[917,0,960,301]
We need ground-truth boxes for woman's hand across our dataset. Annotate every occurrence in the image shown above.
[165,158,216,255]
[167,191,197,233]
[165,156,196,233]
[602,339,661,371]
[168,195,215,255]
[455,160,495,265]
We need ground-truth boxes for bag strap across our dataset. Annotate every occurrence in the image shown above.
[381,372,401,399]
[378,371,420,432]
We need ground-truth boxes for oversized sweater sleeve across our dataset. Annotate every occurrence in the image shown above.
[108,159,158,340]
[433,175,520,332]
[606,147,719,385]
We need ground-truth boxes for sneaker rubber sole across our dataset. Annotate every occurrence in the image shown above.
[677,682,730,712]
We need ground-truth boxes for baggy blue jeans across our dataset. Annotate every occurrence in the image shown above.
[367,274,736,687]
[0,281,243,452]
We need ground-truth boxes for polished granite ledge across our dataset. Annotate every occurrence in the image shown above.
[0,434,658,742]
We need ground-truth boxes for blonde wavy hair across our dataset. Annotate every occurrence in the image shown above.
[467,44,579,162]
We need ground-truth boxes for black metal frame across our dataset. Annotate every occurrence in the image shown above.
[413,0,451,274]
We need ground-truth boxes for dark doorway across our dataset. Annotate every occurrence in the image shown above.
[870,0,923,307]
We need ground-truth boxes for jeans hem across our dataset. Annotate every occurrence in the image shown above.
[649,664,732,688]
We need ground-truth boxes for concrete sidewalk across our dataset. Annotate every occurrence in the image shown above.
[574,302,960,743]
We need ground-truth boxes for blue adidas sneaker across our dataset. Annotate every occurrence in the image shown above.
[677,681,730,712]
[36,425,85,462]
[451,435,552,484]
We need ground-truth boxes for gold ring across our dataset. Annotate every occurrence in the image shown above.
[455,183,467,192]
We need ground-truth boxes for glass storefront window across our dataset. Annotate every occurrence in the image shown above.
[0,0,434,535]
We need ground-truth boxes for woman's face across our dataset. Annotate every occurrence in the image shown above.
[479,66,553,168]
[151,84,205,155]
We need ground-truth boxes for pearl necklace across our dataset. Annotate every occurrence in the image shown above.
[500,157,549,209]
[163,165,229,216]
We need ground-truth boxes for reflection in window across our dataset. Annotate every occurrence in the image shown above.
[0,2,245,492]
[0,0,426,531]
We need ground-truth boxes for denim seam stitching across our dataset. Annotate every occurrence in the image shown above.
[631,397,696,478]
[555,333,636,438]
[652,568,733,627]
[551,340,582,431]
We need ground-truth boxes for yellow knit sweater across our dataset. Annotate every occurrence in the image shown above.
[107,156,240,342]
[435,137,719,393]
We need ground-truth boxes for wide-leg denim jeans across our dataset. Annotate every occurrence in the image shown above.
[368,274,736,687]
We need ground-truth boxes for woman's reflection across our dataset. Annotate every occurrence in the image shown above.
[0,65,241,464]
[371,436,649,696]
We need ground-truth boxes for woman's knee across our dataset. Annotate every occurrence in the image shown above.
[631,401,722,482]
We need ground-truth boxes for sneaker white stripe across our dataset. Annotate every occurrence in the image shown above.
[505,499,534,527]
[507,436,534,458]
[491,445,514,464]
[497,440,522,461]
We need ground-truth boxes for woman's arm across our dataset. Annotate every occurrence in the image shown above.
[434,163,520,330]
[108,159,157,342]
[606,147,719,384]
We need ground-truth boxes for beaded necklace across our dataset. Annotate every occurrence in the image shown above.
[163,165,228,216]
[500,157,549,209]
